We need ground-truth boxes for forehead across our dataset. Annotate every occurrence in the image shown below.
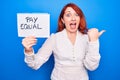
[64,7,76,13]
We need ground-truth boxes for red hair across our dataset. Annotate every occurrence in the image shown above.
[57,3,88,34]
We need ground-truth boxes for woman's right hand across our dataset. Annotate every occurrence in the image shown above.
[22,36,37,54]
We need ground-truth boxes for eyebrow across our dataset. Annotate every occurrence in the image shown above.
[64,11,71,13]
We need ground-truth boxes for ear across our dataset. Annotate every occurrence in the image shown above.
[61,18,64,24]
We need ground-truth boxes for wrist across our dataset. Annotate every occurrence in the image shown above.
[25,48,33,55]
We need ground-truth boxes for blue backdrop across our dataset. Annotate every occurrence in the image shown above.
[0,0,120,80]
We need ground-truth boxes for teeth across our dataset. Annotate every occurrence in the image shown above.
[70,23,76,25]
[70,23,76,29]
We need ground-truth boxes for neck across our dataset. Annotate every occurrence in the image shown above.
[67,32,77,37]
[66,30,77,45]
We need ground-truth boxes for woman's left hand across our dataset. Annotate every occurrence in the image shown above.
[87,28,105,42]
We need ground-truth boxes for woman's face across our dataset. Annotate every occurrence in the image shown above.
[62,7,80,33]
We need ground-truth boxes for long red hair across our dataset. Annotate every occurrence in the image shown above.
[57,3,88,34]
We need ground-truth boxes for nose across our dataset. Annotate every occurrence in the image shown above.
[71,16,76,21]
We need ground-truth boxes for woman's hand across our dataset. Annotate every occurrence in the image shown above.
[87,28,105,42]
[22,36,37,54]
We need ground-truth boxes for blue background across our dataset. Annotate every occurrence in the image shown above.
[0,0,120,80]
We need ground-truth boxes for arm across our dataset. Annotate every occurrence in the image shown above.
[83,40,101,71]
[83,28,105,71]
[23,34,55,70]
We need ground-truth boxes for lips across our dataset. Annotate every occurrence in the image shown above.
[70,23,76,29]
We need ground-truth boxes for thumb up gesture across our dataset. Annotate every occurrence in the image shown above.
[87,28,105,42]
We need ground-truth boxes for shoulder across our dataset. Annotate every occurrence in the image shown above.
[45,30,65,46]
[78,31,89,42]
[51,29,65,37]
[83,34,89,41]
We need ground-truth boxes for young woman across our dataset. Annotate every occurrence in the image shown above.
[22,3,105,80]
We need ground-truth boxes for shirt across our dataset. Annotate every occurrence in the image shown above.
[24,29,101,80]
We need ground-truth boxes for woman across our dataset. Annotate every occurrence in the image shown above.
[22,3,105,80]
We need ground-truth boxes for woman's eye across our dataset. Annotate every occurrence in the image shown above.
[65,14,71,17]
[75,13,79,16]
[65,13,79,17]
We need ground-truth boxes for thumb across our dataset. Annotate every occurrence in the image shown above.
[99,30,106,36]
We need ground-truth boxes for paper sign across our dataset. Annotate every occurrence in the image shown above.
[17,13,50,37]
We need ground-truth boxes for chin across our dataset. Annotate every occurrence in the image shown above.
[69,29,78,33]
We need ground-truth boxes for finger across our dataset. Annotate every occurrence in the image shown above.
[27,40,37,45]
[88,28,98,32]
[27,36,36,39]
[26,36,36,38]
[22,41,36,50]
[22,38,37,48]
[23,37,37,43]
[27,43,36,49]
[27,38,37,43]
[99,30,106,36]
